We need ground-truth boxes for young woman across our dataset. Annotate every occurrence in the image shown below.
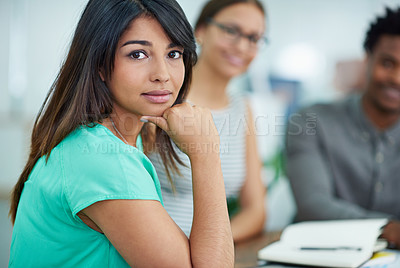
[150,0,267,243]
[8,0,234,267]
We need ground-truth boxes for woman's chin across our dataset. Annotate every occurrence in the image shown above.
[143,107,170,117]
[218,66,246,79]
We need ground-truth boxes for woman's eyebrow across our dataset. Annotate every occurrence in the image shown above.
[121,40,152,47]
[168,43,182,49]
[121,40,182,50]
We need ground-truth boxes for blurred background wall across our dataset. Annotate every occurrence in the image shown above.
[1,0,399,266]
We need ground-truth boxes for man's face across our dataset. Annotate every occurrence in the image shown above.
[364,35,400,114]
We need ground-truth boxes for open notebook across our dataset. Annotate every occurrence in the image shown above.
[258,219,388,268]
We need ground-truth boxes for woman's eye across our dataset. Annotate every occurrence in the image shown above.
[248,35,260,44]
[225,27,238,36]
[129,51,147,60]
[168,51,183,59]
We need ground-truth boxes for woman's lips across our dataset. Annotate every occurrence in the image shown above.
[141,90,172,104]
[224,54,245,67]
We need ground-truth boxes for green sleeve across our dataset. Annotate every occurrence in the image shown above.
[61,130,161,219]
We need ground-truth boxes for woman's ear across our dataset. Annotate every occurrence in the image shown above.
[195,26,206,46]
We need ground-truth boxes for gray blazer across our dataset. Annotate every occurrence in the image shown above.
[286,94,400,221]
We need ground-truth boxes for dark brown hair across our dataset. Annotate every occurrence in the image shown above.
[194,0,265,31]
[9,0,197,223]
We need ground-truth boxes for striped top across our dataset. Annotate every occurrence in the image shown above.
[149,90,248,236]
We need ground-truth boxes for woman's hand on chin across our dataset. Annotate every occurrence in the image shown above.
[140,102,220,159]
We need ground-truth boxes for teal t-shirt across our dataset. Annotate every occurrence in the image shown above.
[9,124,163,267]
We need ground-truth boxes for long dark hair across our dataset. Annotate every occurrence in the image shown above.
[194,0,265,31]
[10,0,197,223]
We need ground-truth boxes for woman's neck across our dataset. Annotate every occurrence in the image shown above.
[187,58,231,110]
[104,110,144,147]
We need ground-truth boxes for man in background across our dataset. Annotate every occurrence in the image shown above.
[286,7,400,247]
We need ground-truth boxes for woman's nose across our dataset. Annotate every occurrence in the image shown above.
[150,57,170,83]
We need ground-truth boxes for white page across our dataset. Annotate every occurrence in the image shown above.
[258,219,388,268]
[280,219,387,250]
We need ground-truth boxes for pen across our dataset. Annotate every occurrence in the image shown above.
[299,247,362,251]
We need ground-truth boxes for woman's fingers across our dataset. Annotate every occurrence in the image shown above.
[140,116,169,132]
[142,102,220,158]
[141,103,192,134]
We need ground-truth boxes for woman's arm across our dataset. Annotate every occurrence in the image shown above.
[230,104,266,243]
[82,200,192,267]
[189,149,233,266]
[82,103,234,267]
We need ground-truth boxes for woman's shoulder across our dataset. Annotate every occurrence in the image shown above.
[60,124,150,171]
[62,123,113,147]
[57,124,162,217]
[60,124,160,198]
[211,88,247,119]
[227,87,247,107]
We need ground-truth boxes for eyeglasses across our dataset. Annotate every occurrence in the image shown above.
[207,18,267,49]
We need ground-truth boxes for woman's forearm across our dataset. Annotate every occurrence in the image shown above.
[230,205,265,243]
[189,153,234,268]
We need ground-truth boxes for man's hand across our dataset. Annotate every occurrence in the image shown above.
[381,220,400,249]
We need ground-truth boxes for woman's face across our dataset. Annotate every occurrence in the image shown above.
[106,16,185,118]
[196,3,265,78]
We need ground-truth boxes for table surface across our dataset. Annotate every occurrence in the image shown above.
[234,232,400,268]
[235,231,282,268]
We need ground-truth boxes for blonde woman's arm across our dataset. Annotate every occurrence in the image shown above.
[230,103,266,243]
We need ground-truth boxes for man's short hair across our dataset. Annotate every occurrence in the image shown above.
[363,6,400,53]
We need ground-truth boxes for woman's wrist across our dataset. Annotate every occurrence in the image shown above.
[188,147,220,163]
